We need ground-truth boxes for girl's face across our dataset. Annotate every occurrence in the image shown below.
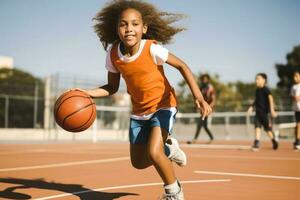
[118,8,148,48]
[255,75,266,88]
[294,72,300,84]
[201,77,209,84]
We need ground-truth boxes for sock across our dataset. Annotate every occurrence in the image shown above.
[164,180,180,194]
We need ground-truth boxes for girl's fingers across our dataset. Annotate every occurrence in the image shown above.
[195,100,201,109]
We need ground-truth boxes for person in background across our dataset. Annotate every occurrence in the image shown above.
[248,73,278,151]
[188,74,215,144]
[290,71,300,150]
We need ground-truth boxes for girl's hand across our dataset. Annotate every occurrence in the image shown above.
[271,110,278,118]
[247,106,253,115]
[195,99,212,119]
[65,88,91,97]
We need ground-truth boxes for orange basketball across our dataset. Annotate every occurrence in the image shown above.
[54,90,96,132]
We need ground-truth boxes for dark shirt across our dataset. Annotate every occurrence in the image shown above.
[200,83,214,104]
[254,86,271,114]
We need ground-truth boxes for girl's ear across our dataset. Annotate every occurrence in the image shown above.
[143,24,148,34]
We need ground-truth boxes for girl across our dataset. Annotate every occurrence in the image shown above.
[74,1,211,199]
[188,74,215,144]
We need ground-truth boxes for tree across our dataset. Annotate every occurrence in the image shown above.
[275,45,300,110]
[0,68,44,128]
[276,45,300,90]
[177,73,258,113]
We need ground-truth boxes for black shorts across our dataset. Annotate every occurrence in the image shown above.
[254,113,272,131]
[295,112,300,123]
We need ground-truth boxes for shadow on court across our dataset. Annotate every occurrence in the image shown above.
[0,178,138,200]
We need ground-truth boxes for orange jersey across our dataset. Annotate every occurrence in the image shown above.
[110,40,177,115]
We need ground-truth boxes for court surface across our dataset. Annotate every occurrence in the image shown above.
[0,140,299,200]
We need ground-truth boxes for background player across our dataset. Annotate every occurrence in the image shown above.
[188,74,215,144]
[290,71,300,150]
[248,73,278,151]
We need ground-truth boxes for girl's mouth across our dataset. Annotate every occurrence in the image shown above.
[125,35,135,39]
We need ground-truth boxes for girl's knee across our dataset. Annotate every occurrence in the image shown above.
[148,147,164,163]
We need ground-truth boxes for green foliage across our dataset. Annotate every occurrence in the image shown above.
[177,73,257,112]
[0,68,44,96]
[276,45,300,90]
[0,68,44,128]
[275,45,300,110]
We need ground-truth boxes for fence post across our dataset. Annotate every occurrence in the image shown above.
[92,119,98,143]
[33,81,39,128]
[4,95,9,128]
[225,115,230,140]
[246,113,251,139]
[44,77,51,130]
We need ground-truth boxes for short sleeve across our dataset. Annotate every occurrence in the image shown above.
[150,43,169,65]
[105,46,119,73]
[291,86,295,96]
[264,87,271,95]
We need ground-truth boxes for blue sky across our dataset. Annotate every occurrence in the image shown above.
[1,0,300,88]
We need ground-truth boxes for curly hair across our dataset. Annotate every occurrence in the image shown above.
[93,0,185,50]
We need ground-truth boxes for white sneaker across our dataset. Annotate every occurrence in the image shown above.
[166,137,187,167]
[159,182,184,200]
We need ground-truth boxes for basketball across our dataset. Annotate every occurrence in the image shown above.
[54,90,96,132]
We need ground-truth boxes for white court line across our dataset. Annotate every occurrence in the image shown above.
[190,154,300,161]
[0,149,128,156]
[34,179,232,200]
[181,144,251,150]
[194,170,300,181]
[0,157,129,172]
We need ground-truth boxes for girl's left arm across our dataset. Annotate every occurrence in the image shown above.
[166,53,212,118]
[268,94,277,118]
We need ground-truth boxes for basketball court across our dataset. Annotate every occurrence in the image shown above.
[0,141,299,200]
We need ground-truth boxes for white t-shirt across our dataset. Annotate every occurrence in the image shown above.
[105,39,174,120]
[105,39,169,73]
[291,83,300,111]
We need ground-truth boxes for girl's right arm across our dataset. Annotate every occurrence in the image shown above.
[73,72,120,98]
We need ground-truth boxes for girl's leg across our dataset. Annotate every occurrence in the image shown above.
[188,118,202,144]
[266,130,274,139]
[193,118,203,140]
[148,126,176,185]
[203,117,214,140]
[130,144,152,169]
[255,128,261,140]
[296,122,300,143]
[252,128,261,150]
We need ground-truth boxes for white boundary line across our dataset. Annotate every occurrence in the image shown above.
[181,144,251,150]
[194,170,300,180]
[190,154,300,161]
[0,157,129,172]
[34,179,232,200]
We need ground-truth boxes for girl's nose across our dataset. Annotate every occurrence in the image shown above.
[126,24,133,32]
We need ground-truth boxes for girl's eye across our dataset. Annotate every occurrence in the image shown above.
[133,23,138,26]
[119,23,126,27]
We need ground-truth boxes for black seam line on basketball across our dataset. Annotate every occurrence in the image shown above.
[70,103,95,132]
[70,96,95,132]
[62,103,95,128]
[55,95,91,117]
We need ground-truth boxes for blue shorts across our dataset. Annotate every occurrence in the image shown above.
[129,109,177,144]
